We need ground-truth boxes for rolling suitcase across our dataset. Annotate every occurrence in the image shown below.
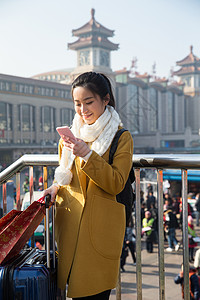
[0,195,61,300]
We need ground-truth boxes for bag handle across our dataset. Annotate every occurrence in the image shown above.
[45,195,56,269]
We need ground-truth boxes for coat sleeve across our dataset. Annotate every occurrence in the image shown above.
[80,130,133,195]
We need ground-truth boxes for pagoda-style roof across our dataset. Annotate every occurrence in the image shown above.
[68,35,118,51]
[174,46,200,76]
[72,9,114,38]
[173,65,200,76]
[176,46,200,66]
[68,9,119,51]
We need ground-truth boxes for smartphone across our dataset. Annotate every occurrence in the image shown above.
[56,126,76,141]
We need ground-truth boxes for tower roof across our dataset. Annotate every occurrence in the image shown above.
[68,9,119,51]
[72,9,115,37]
[176,46,200,66]
[174,46,200,76]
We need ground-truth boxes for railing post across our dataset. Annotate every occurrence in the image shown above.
[43,166,48,190]
[43,166,48,250]
[29,166,34,247]
[135,168,142,300]
[29,166,34,204]
[16,172,21,210]
[182,169,189,300]
[116,267,121,300]
[3,182,7,216]
[157,169,165,300]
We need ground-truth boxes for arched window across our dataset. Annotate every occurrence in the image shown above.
[0,102,12,130]
[60,108,75,126]
[18,104,35,131]
[40,106,56,132]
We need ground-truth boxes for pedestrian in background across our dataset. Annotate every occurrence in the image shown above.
[22,177,29,193]
[195,193,200,226]
[163,206,179,252]
[149,202,158,244]
[174,264,199,300]
[146,191,156,210]
[147,183,153,195]
[142,211,154,253]
[188,215,197,262]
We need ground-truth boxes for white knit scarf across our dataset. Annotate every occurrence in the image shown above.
[54,106,122,186]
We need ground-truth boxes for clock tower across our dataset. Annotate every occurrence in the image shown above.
[68,9,119,82]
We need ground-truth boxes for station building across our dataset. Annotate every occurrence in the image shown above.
[1,9,200,170]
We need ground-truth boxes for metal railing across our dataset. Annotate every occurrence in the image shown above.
[1,153,200,300]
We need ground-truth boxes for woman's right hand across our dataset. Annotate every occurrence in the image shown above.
[43,184,59,203]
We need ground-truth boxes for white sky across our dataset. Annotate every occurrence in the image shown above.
[0,0,200,79]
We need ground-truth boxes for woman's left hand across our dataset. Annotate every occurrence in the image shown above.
[62,136,90,157]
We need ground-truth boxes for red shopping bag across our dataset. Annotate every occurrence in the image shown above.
[0,210,22,235]
[0,197,46,265]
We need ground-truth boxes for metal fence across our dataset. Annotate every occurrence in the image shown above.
[1,153,200,300]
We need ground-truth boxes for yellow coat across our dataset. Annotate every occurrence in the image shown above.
[55,129,133,297]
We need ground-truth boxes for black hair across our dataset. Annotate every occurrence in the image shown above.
[71,72,115,108]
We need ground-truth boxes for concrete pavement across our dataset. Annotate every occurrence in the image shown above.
[110,227,199,300]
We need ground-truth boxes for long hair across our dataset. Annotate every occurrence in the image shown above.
[71,72,115,108]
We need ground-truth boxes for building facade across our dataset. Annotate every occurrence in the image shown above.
[1,10,200,170]
[0,74,74,168]
[115,65,200,154]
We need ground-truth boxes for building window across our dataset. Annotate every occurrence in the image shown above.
[6,82,10,91]
[0,81,6,90]
[65,90,71,99]
[18,104,35,131]
[8,104,12,130]
[100,50,109,67]
[19,85,24,93]
[40,106,56,132]
[127,84,139,134]
[29,86,34,94]
[149,88,158,132]
[24,85,29,93]
[167,92,175,132]
[0,102,12,130]
[50,89,54,97]
[0,102,7,130]
[60,108,75,126]
[78,50,90,66]
[44,107,51,132]
[184,76,191,87]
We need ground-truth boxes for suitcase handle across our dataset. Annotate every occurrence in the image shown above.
[45,195,56,269]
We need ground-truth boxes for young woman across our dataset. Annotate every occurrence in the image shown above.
[43,72,133,299]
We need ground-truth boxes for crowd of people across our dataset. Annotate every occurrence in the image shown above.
[120,184,200,275]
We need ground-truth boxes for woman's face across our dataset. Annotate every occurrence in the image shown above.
[73,87,109,125]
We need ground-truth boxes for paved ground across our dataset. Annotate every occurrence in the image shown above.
[110,240,183,300]
[110,227,199,300]
[66,227,200,299]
